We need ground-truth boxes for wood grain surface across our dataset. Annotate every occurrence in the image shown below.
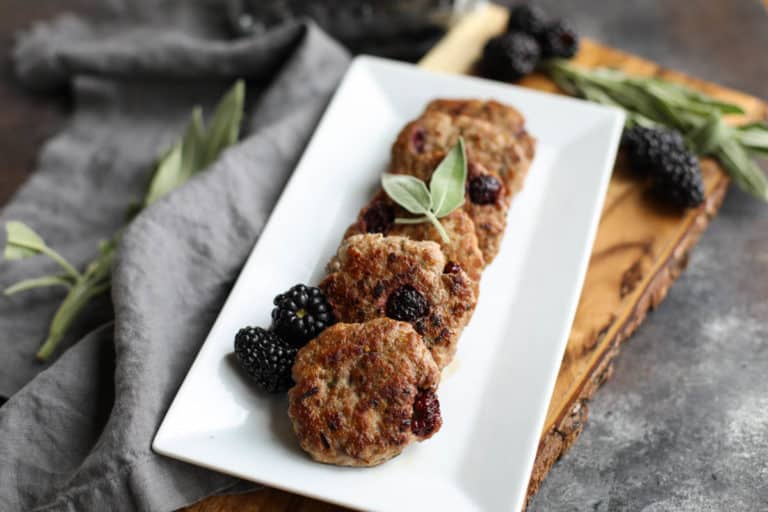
[185,4,767,511]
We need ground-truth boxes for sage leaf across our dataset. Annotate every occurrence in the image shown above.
[180,107,205,178]
[381,174,432,214]
[645,79,744,115]
[734,123,768,155]
[202,80,245,168]
[144,141,183,207]
[143,80,243,207]
[4,221,47,260]
[688,113,728,155]
[5,275,72,295]
[430,137,467,217]
[4,221,81,279]
[717,138,768,200]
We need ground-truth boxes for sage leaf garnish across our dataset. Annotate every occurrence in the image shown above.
[543,59,768,201]
[382,138,467,243]
[3,80,246,361]
[381,174,432,215]
[429,138,467,217]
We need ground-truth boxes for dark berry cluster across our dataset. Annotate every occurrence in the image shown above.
[622,125,705,208]
[272,284,336,347]
[234,327,297,393]
[233,284,336,394]
[481,4,580,83]
[622,125,687,171]
[481,32,540,82]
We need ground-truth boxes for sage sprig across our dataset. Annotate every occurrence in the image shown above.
[3,80,245,361]
[543,59,768,201]
[382,138,467,243]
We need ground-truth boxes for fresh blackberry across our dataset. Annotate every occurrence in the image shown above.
[649,151,705,208]
[468,174,502,204]
[481,32,541,82]
[622,125,687,172]
[234,326,297,393]
[540,21,580,58]
[506,4,548,38]
[386,285,429,322]
[272,284,336,347]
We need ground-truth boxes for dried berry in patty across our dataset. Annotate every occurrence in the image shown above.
[272,284,336,347]
[411,127,426,153]
[234,326,297,393]
[361,201,395,234]
[412,389,442,437]
[468,174,502,204]
[386,285,429,322]
[443,261,462,274]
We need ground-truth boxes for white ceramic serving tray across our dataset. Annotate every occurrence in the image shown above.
[154,55,624,512]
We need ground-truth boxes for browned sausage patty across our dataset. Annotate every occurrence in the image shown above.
[425,98,537,186]
[319,234,476,368]
[390,110,532,198]
[344,190,485,291]
[288,319,442,467]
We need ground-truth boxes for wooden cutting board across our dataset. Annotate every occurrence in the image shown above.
[185,4,767,511]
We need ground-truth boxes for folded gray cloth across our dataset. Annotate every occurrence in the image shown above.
[0,4,349,510]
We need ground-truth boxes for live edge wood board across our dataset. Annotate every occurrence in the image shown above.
[185,4,767,511]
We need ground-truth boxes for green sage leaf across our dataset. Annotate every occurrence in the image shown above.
[202,80,245,168]
[734,123,768,155]
[688,113,729,155]
[381,174,432,215]
[180,107,205,177]
[430,138,467,217]
[717,138,768,201]
[4,221,47,260]
[644,79,745,115]
[144,141,183,207]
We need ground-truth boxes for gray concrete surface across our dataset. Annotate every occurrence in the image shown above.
[510,1,768,510]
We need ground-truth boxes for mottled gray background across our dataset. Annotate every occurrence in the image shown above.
[520,1,768,511]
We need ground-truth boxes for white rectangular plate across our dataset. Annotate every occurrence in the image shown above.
[154,56,624,512]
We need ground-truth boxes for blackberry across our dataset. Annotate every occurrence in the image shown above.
[468,174,502,204]
[540,21,580,59]
[481,32,541,82]
[649,151,705,208]
[386,285,429,322]
[234,326,297,393]
[361,201,395,234]
[411,389,441,437]
[622,125,687,171]
[506,4,548,38]
[272,284,336,347]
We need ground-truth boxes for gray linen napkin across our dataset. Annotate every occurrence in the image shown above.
[0,5,349,511]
